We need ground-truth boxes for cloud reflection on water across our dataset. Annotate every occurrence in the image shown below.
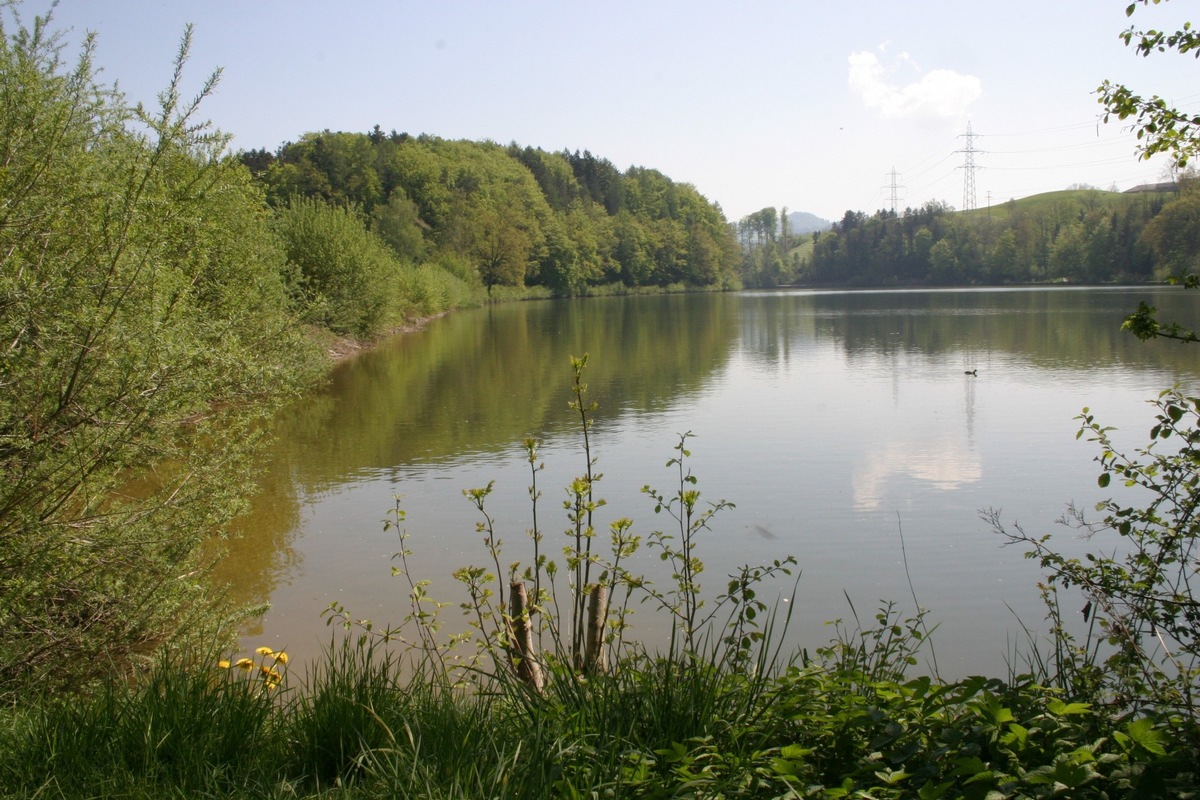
[853,437,982,511]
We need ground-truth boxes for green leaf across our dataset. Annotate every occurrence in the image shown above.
[1124,717,1168,755]
[1046,699,1091,716]
[875,769,911,785]
[779,744,812,760]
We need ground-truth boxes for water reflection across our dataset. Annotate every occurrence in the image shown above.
[219,287,1200,676]
[853,437,983,511]
[214,294,740,619]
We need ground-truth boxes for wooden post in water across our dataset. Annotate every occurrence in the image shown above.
[584,583,608,675]
[508,580,544,693]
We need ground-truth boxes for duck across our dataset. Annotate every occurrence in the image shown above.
[964,369,978,376]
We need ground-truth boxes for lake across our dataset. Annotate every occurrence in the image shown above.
[215,286,1200,678]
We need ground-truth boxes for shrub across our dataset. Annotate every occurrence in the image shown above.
[0,9,318,699]
[273,197,404,336]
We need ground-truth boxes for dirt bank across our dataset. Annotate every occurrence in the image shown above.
[323,312,450,363]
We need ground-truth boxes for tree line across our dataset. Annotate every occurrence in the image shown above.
[241,130,740,309]
[734,185,1200,288]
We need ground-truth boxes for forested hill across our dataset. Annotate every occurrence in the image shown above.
[735,186,1193,288]
[240,130,740,295]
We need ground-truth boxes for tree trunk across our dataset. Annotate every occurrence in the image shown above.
[508,580,543,693]
[584,583,608,675]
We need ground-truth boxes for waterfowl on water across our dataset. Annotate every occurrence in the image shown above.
[965,369,978,376]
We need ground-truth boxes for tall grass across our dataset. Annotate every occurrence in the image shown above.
[3,656,277,797]
[3,603,1191,797]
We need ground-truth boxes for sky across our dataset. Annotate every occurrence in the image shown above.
[22,1,1199,224]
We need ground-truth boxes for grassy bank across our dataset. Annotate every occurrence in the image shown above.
[1,631,1191,798]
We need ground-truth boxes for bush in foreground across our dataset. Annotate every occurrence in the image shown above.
[0,7,322,700]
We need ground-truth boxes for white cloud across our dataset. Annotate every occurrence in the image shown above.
[848,50,981,120]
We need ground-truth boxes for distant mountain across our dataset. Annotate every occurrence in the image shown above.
[784,210,831,235]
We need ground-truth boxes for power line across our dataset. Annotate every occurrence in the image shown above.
[987,154,1143,171]
[978,97,1200,139]
[986,136,1140,155]
[884,108,1182,212]
[907,168,960,198]
[902,151,958,184]
[899,136,961,176]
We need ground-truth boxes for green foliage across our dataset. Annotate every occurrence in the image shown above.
[1123,173,1200,342]
[989,389,1200,750]
[1097,1,1200,339]
[369,190,427,264]
[6,356,1200,796]
[818,600,937,689]
[4,627,1195,797]
[325,355,794,686]
[395,262,475,317]
[470,205,532,290]
[987,7,1200,752]
[1099,0,1200,168]
[0,8,320,699]
[272,197,403,335]
[279,637,411,788]
[803,192,1162,287]
[737,206,795,288]
[2,655,279,795]
[250,132,739,295]
[765,669,1194,799]
[1139,175,1200,278]
[1122,294,1200,343]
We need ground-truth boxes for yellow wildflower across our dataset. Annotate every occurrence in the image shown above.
[255,646,274,656]
[234,657,254,671]
[274,651,289,665]
[260,666,283,689]
[217,660,231,669]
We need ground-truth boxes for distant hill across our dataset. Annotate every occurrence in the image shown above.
[960,188,1169,221]
[784,210,831,235]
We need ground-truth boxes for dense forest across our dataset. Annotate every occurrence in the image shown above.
[240,129,740,310]
[734,184,1198,289]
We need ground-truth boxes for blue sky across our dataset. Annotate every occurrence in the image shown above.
[25,1,1198,222]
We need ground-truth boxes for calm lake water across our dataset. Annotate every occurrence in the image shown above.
[216,287,1200,677]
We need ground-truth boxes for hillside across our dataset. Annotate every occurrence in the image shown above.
[785,209,832,235]
[795,185,1177,287]
[245,133,742,295]
[962,187,1173,221]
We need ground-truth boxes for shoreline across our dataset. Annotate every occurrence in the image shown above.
[323,311,451,363]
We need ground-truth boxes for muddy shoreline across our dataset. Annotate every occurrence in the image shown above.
[323,312,450,363]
